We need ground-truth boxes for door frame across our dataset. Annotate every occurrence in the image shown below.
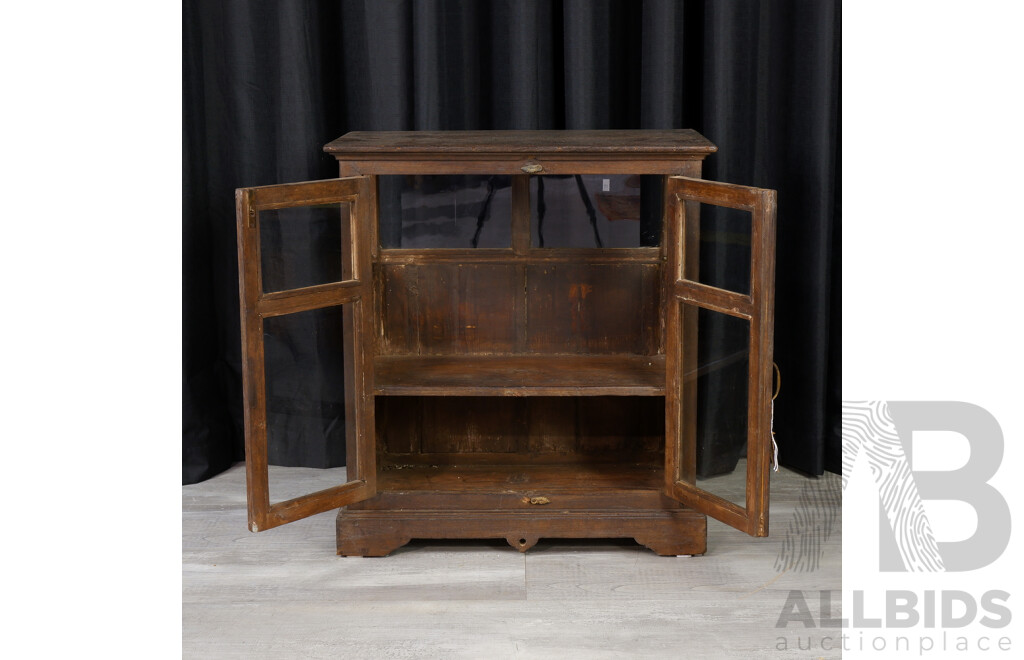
[236,176,377,532]
[663,175,777,536]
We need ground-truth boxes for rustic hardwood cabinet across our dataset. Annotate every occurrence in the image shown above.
[236,130,776,556]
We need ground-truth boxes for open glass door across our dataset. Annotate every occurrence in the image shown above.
[664,176,777,536]
[236,177,376,532]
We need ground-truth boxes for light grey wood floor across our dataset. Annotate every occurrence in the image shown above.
[183,463,841,659]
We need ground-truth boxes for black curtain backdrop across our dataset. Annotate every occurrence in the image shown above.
[183,0,841,484]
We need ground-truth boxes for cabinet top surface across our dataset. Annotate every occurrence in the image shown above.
[323,129,717,157]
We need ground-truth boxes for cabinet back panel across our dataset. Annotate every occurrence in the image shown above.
[376,396,664,458]
[377,262,661,355]
[525,263,661,354]
[378,263,520,354]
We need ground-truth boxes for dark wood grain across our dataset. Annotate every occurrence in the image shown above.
[325,130,717,155]
[337,159,715,176]
[378,249,661,265]
[672,279,754,320]
[256,280,363,318]
[328,131,717,176]
[375,462,662,492]
[525,397,579,453]
[347,490,683,511]
[418,397,524,453]
[337,506,707,557]
[376,396,663,459]
[525,263,660,354]
[248,178,364,209]
[378,263,521,355]
[374,355,666,396]
[662,175,763,211]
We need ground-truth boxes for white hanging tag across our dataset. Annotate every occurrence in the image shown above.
[771,399,779,472]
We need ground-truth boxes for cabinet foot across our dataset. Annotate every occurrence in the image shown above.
[335,513,411,557]
[633,532,708,557]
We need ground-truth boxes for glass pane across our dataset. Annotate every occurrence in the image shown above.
[259,202,352,293]
[378,175,512,249]
[531,174,663,248]
[679,302,750,507]
[263,305,352,505]
[681,201,752,295]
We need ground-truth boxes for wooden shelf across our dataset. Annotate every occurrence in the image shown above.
[373,354,666,396]
[378,462,663,494]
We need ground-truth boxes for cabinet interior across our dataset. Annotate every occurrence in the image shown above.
[373,173,667,493]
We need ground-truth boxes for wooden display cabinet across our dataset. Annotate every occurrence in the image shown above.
[235,130,776,556]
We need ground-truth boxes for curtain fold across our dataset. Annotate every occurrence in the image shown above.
[183,0,841,484]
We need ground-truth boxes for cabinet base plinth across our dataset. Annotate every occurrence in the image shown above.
[336,507,707,557]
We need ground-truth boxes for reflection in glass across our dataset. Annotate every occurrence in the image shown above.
[259,203,350,293]
[686,202,752,295]
[378,175,512,249]
[263,305,349,504]
[681,303,750,507]
[530,174,663,248]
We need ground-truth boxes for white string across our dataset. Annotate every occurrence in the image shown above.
[771,398,779,472]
